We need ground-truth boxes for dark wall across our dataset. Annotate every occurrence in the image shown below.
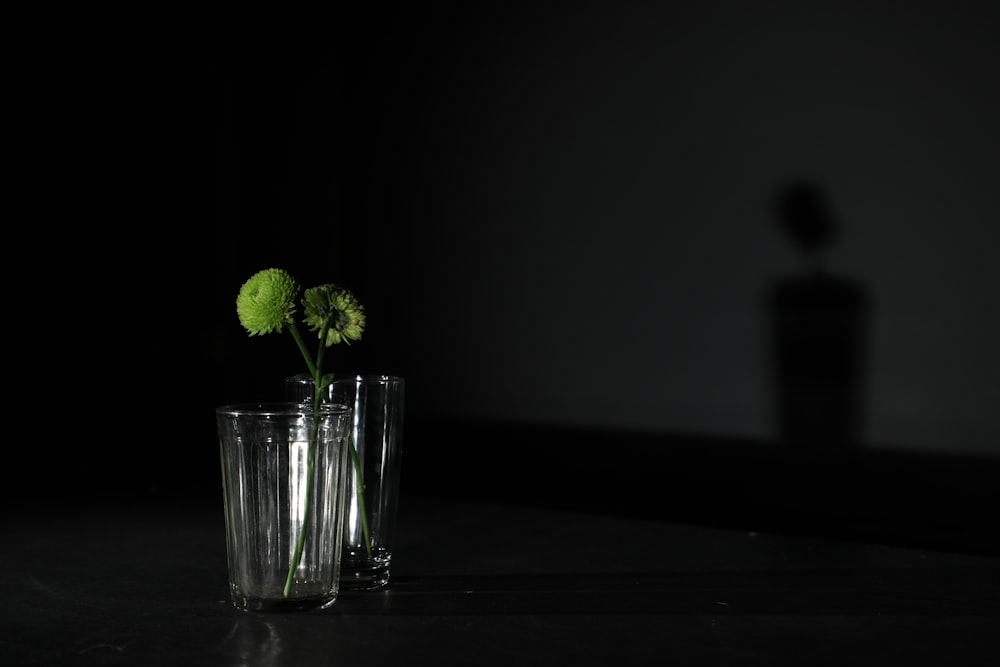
[163,1,1000,452]
[24,3,1000,552]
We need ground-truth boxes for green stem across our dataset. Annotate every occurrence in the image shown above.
[347,435,373,559]
[283,409,319,598]
[280,316,372,595]
[288,324,317,378]
[282,320,332,598]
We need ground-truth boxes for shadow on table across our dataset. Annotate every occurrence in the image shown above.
[400,417,1000,559]
[328,569,1000,616]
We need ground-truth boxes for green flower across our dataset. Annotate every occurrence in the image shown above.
[236,268,300,336]
[303,284,366,347]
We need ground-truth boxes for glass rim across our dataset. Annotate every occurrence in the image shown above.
[215,401,352,417]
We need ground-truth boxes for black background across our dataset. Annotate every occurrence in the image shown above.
[16,2,1000,555]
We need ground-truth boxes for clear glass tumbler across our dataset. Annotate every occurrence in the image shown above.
[286,375,405,590]
[216,401,352,611]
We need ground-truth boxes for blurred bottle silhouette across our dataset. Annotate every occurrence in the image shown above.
[768,181,872,453]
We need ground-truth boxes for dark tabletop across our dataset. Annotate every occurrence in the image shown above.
[3,495,999,666]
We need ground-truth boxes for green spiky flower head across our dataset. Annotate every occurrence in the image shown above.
[303,283,366,346]
[236,268,301,336]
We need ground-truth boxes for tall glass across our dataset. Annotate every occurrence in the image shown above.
[216,402,352,611]
[286,375,405,590]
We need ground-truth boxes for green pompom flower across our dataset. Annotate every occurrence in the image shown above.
[303,284,366,347]
[236,268,300,336]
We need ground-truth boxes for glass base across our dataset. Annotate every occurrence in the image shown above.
[232,593,339,613]
[339,552,391,590]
